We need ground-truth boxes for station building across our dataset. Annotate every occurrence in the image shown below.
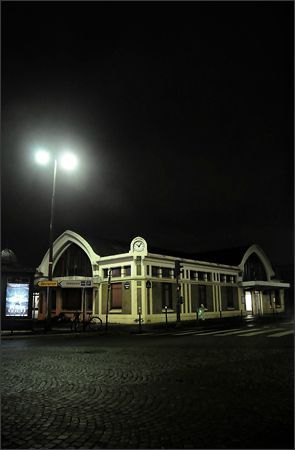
[34,230,290,324]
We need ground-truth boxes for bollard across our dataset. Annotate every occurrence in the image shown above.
[138,306,142,333]
[165,305,168,327]
[196,310,199,325]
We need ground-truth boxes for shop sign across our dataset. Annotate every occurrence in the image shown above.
[37,281,58,287]
[59,280,93,288]
[124,281,130,289]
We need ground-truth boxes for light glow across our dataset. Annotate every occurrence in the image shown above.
[59,152,78,171]
[35,149,50,165]
[6,282,29,317]
[245,291,252,311]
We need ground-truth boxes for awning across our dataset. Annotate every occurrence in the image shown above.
[240,280,290,289]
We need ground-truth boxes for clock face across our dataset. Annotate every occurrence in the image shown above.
[134,240,144,252]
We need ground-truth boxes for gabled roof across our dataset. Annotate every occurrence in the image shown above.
[71,229,251,265]
[70,229,197,259]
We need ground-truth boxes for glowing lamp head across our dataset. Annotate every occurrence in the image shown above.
[59,152,78,171]
[35,150,50,165]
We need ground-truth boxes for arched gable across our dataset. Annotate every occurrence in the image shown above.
[37,230,100,277]
[238,244,275,281]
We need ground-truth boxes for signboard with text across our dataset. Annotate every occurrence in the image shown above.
[37,280,58,287]
[59,280,93,288]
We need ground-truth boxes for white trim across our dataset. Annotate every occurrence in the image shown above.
[239,244,275,280]
[146,253,237,270]
[241,281,290,288]
[37,229,100,276]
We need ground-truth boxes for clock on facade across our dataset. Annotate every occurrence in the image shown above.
[133,240,144,252]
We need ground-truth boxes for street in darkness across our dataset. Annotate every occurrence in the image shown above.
[1,319,294,449]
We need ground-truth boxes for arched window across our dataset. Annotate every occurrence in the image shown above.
[243,253,267,281]
[53,243,92,277]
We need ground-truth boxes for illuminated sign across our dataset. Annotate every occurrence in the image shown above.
[6,282,30,317]
[37,280,58,287]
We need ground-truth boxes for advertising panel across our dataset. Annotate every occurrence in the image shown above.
[6,282,30,317]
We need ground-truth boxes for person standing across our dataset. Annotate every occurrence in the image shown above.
[198,303,205,320]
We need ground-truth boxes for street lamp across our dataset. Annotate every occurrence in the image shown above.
[35,149,78,329]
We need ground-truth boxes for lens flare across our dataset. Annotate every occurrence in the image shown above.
[59,153,78,170]
[35,150,50,165]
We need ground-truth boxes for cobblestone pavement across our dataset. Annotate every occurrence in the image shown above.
[1,333,294,449]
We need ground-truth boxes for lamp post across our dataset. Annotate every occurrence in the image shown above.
[35,150,77,330]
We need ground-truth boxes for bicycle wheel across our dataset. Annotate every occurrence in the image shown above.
[75,320,83,332]
[88,316,102,331]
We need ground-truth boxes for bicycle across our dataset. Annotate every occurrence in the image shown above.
[71,312,102,332]
[52,312,72,327]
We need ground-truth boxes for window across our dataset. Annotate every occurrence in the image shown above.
[111,283,122,309]
[199,272,206,281]
[152,266,159,277]
[62,289,81,310]
[125,266,131,276]
[243,253,267,281]
[103,268,121,278]
[111,267,121,277]
[162,268,170,278]
[199,285,207,308]
[53,243,92,277]
[226,287,234,308]
[32,293,39,319]
[162,283,172,309]
[268,291,273,307]
[190,271,198,280]
[274,289,281,307]
[85,290,93,310]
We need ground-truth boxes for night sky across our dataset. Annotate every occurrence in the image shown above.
[2,1,294,269]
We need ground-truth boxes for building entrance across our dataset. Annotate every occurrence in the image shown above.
[245,290,263,315]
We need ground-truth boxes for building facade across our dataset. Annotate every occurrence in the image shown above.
[35,230,290,324]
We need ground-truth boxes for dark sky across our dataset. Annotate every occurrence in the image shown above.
[2,1,294,268]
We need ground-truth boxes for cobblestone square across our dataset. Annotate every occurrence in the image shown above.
[1,332,294,449]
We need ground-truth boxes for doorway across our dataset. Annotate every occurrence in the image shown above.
[245,290,263,315]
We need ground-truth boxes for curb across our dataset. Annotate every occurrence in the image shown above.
[2,315,290,340]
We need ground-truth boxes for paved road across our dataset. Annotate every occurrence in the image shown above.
[134,319,294,339]
[1,320,294,449]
